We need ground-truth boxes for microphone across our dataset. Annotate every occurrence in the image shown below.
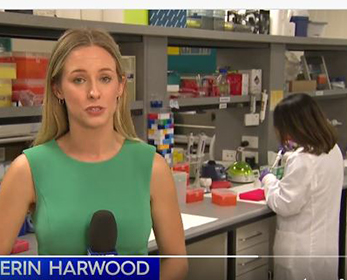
[87,210,118,255]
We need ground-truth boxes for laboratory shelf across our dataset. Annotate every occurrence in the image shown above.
[0,135,35,144]
[170,95,261,111]
[285,89,347,99]
[1,12,347,48]
[0,106,42,118]
[0,101,144,119]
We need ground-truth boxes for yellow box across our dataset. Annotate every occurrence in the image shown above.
[0,79,12,107]
[0,63,16,79]
[168,47,180,55]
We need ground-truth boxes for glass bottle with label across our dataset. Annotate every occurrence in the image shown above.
[217,68,230,96]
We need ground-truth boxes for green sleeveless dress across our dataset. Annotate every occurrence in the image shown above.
[23,139,155,255]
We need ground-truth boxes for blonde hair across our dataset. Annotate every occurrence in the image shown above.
[34,28,138,146]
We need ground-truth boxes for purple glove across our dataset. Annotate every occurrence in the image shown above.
[259,168,271,182]
[280,140,298,153]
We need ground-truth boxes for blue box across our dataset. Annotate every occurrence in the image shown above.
[290,16,309,37]
[149,10,187,28]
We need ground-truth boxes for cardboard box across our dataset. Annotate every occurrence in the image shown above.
[239,69,262,94]
[289,80,317,92]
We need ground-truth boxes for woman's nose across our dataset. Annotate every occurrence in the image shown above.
[87,83,101,99]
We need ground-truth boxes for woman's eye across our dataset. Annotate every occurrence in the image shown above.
[73,77,85,84]
[101,76,112,83]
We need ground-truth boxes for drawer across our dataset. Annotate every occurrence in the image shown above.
[236,218,270,252]
[236,264,269,280]
[236,242,269,276]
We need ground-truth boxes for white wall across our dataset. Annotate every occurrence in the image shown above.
[309,10,347,39]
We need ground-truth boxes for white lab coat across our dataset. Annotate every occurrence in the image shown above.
[263,144,344,280]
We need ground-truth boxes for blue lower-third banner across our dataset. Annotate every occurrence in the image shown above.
[0,257,160,280]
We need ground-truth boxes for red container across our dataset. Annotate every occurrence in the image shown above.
[186,188,204,203]
[211,180,232,190]
[12,79,45,106]
[227,73,242,95]
[11,239,29,254]
[211,189,237,206]
[0,52,49,79]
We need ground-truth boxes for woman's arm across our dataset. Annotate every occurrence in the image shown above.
[150,153,188,280]
[0,154,35,254]
[264,153,313,217]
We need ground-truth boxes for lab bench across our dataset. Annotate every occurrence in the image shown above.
[20,179,347,280]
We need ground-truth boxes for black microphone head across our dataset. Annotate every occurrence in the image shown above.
[89,210,117,253]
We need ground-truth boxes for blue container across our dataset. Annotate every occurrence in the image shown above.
[290,16,309,37]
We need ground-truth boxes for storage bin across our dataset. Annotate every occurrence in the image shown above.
[12,79,45,106]
[307,21,327,37]
[290,16,309,37]
[102,10,148,25]
[0,52,49,79]
[0,79,12,107]
[0,63,16,79]
[102,10,124,23]
[149,10,186,28]
[81,10,103,21]
[55,10,81,19]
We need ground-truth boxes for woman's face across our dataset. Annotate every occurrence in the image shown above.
[56,45,124,130]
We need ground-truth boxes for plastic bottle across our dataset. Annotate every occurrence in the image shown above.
[217,69,230,96]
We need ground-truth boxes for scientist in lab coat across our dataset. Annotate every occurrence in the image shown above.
[260,93,344,280]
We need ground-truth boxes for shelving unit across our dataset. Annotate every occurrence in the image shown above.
[0,12,345,162]
[170,95,261,111]
[285,88,347,99]
[1,11,347,280]
[0,11,345,157]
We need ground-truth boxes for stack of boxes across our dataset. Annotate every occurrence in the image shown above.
[0,62,16,107]
[0,51,49,106]
[147,112,174,166]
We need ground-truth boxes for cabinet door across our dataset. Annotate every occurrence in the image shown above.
[186,233,227,280]
[236,264,269,280]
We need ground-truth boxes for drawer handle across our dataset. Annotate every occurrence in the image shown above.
[238,257,261,267]
[239,231,263,242]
